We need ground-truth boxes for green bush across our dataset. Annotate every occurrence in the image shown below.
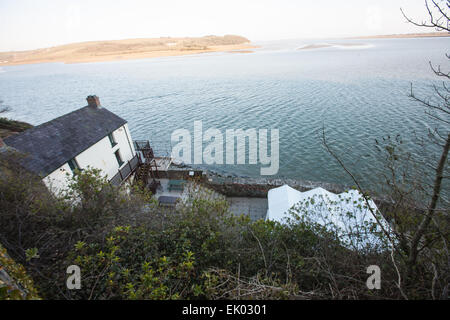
[0,152,446,299]
[0,244,40,300]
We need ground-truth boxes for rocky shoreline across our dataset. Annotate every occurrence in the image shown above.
[167,163,348,198]
[165,163,394,214]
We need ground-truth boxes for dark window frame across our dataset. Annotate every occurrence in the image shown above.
[114,149,124,167]
[67,158,81,174]
[108,132,118,147]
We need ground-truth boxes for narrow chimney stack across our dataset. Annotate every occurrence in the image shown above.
[86,95,101,108]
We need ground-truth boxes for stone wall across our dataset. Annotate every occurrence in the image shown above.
[203,174,347,198]
[167,167,346,198]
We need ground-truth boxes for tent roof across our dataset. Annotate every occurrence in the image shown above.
[267,185,379,222]
[266,185,387,248]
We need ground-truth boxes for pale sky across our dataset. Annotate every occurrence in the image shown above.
[0,0,435,51]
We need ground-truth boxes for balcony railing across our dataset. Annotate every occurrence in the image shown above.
[134,140,154,160]
[134,140,151,151]
[110,153,141,186]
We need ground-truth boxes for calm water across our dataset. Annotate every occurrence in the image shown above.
[0,37,449,189]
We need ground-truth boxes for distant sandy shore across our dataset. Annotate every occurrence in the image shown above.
[227,50,255,54]
[298,32,449,51]
[349,32,450,40]
[298,43,367,50]
[57,44,258,64]
[0,35,259,66]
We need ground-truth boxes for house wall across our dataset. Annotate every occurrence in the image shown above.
[43,123,136,195]
[43,163,73,195]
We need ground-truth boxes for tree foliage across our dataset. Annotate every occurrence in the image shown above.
[0,158,425,299]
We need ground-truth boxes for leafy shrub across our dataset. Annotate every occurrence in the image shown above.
[0,244,40,300]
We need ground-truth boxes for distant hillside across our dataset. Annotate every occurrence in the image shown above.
[0,35,256,66]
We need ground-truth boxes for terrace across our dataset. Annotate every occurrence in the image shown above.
[108,140,268,220]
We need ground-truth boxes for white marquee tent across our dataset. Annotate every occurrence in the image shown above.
[266,185,389,248]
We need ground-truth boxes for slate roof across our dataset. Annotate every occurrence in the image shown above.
[3,105,127,177]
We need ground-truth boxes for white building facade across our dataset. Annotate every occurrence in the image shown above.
[4,95,138,195]
[43,123,136,194]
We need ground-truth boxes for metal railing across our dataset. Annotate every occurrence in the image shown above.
[133,140,154,162]
[134,140,151,151]
[110,153,141,186]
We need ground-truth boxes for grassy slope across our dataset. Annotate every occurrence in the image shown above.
[0,35,255,65]
[0,118,33,139]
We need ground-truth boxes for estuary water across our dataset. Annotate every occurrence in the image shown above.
[0,37,449,189]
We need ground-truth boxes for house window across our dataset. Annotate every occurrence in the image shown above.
[108,132,117,147]
[115,150,124,167]
[67,158,81,174]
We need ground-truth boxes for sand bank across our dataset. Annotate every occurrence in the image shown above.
[0,35,258,66]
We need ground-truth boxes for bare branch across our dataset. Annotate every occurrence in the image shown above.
[401,1,450,32]
[321,127,396,246]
